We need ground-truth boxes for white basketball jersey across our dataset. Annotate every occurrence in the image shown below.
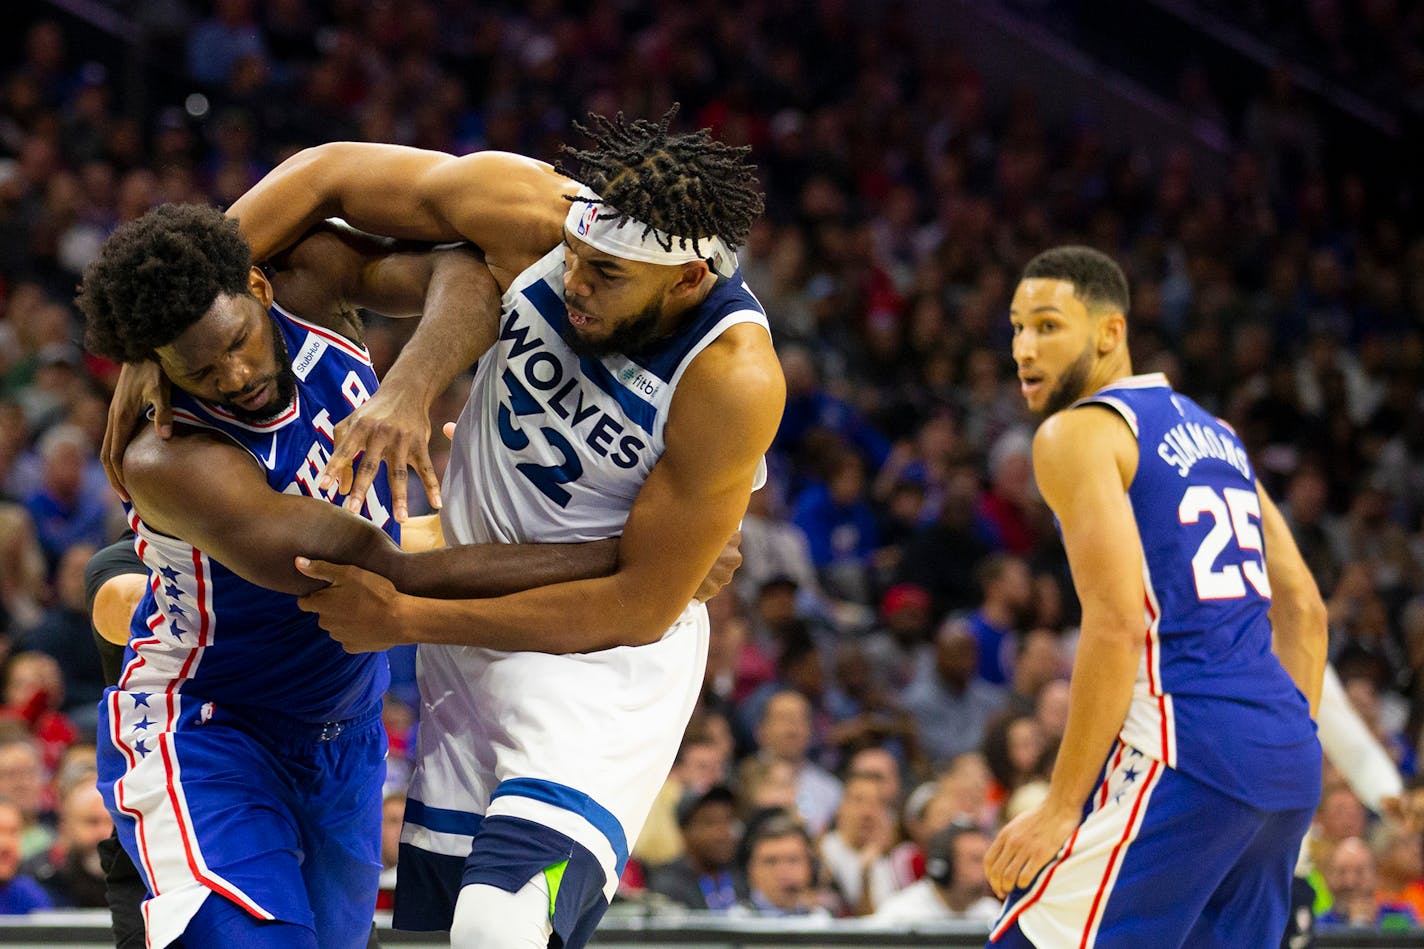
[441,245,770,547]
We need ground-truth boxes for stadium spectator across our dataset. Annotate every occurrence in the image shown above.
[18,780,110,908]
[645,785,747,912]
[871,823,1000,924]
[903,626,1005,768]
[0,795,51,914]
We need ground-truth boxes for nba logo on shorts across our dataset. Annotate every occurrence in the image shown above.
[200,701,215,724]
[577,203,598,236]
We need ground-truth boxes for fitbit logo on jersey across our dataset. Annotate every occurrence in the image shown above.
[617,365,660,398]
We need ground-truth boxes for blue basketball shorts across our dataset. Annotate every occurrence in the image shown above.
[97,689,386,949]
[990,741,1314,948]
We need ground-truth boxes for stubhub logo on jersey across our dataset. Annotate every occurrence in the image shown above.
[494,308,649,508]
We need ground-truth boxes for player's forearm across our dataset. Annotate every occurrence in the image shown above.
[1044,622,1143,813]
[382,539,619,600]
[381,248,500,406]
[1270,594,1328,716]
[394,572,685,653]
[229,146,339,261]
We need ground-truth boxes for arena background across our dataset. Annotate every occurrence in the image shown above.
[1,0,1423,945]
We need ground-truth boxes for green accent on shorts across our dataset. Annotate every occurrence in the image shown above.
[544,860,569,918]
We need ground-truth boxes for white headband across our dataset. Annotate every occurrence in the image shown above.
[563,185,739,278]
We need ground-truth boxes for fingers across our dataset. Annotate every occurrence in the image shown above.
[344,453,386,514]
[319,429,366,497]
[412,443,442,514]
[441,421,457,441]
[101,419,129,502]
[294,556,342,584]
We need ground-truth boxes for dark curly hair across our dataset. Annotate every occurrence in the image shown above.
[79,203,252,363]
[1020,245,1130,317]
[556,106,765,254]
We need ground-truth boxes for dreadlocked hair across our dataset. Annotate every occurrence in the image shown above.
[79,203,252,363]
[556,106,764,254]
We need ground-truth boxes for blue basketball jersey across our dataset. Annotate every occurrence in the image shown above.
[119,302,395,723]
[1076,373,1320,810]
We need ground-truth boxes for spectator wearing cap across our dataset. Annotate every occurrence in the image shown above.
[645,785,747,912]
[870,823,1000,924]
[863,583,935,691]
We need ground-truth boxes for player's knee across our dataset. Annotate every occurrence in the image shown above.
[450,880,552,949]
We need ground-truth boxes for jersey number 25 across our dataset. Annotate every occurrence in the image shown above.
[1178,485,1272,601]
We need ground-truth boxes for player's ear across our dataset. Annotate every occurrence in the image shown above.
[1096,309,1126,355]
[247,266,274,308]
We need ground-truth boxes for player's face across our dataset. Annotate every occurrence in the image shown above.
[1010,277,1097,417]
[560,232,695,357]
[156,267,296,424]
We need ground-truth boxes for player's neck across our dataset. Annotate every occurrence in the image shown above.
[1081,352,1135,399]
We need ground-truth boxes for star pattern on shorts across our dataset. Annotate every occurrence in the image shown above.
[132,716,154,732]
[130,692,152,708]
[169,622,187,641]
[134,739,151,758]
[164,583,184,601]
[167,603,187,619]
[1124,766,1140,783]
[159,565,181,583]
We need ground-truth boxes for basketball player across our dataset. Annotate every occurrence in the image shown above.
[78,204,657,948]
[208,111,785,947]
[983,246,1326,947]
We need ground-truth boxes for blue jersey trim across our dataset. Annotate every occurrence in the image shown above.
[490,777,630,874]
[404,798,485,838]
[522,273,660,435]
[521,278,569,335]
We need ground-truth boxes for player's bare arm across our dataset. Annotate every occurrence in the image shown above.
[296,323,786,653]
[93,573,148,647]
[986,406,1147,899]
[1258,482,1328,715]
[121,425,620,598]
[229,144,573,288]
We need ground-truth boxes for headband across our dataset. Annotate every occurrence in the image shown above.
[563,185,738,278]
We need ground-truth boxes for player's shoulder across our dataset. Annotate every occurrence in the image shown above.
[122,424,251,491]
[685,324,783,407]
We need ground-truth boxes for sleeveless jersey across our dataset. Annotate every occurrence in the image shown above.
[1077,373,1320,810]
[441,245,771,547]
[120,302,395,723]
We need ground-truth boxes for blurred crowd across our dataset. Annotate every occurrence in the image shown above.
[1,0,1423,932]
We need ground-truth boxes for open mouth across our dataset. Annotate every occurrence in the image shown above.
[234,379,273,412]
[566,307,596,329]
[1019,372,1045,398]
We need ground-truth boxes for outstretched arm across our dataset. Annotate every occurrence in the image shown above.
[1258,482,1328,715]
[986,407,1145,899]
[297,323,786,653]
